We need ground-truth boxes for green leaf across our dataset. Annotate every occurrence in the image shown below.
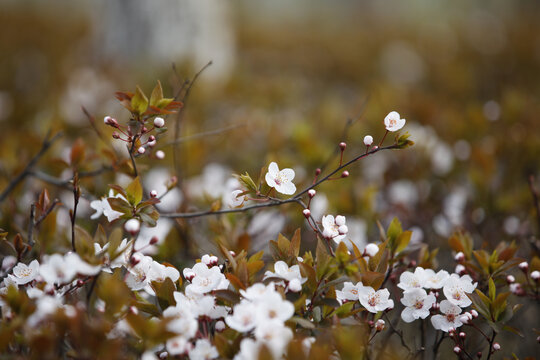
[289,228,301,258]
[288,316,315,329]
[149,81,164,107]
[125,177,143,206]
[234,172,258,193]
[387,217,402,250]
[131,86,148,115]
[488,278,496,301]
[395,230,412,253]
[395,131,414,149]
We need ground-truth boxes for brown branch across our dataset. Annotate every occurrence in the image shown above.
[0,131,63,203]
[70,173,80,252]
[160,144,399,219]
[28,203,36,248]
[35,199,61,226]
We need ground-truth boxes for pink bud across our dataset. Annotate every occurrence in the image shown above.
[112,131,120,139]
[315,168,321,176]
[149,135,156,142]
[150,236,159,245]
[302,209,311,218]
[531,270,540,281]
[124,219,141,235]
[129,306,139,315]
[492,343,500,351]
[339,142,347,151]
[308,189,316,198]
[137,146,146,154]
[104,116,119,128]
[155,150,165,159]
[154,117,165,128]
[363,135,373,146]
[519,261,529,272]
[142,126,148,133]
[341,170,349,178]
[506,275,515,284]
[455,252,465,262]
[459,332,466,339]
[150,190,158,198]
[375,319,385,331]
[471,310,478,318]
[453,346,461,354]
[215,320,226,332]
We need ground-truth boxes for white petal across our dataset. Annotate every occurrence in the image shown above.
[279,168,295,181]
[268,162,279,176]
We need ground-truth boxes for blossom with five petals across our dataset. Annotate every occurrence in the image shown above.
[265,162,296,195]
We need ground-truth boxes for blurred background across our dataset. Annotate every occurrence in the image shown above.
[1,0,540,354]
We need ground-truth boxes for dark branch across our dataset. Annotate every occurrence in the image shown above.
[160,144,399,219]
[0,131,63,203]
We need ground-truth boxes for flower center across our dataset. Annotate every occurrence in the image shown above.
[446,313,455,322]
[368,294,379,307]
[452,291,461,300]
[18,268,32,277]
[414,300,424,309]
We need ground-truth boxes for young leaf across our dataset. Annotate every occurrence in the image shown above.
[131,86,149,115]
[149,80,164,107]
[125,177,143,206]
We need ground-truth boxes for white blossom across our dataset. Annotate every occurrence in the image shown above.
[358,286,394,313]
[422,269,450,289]
[90,189,125,222]
[265,162,296,195]
[263,261,306,284]
[189,339,218,360]
[384,111,406,132]
[336,281,363,304]
[443,274,477,307]
[8,260,39,285]
[431,300,464,332]
[321,215,347,243]
[184,262,229,294]
[400,288,436,323]
[398,267,427,291]
[226,301,258,332]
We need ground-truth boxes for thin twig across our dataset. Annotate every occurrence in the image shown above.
[0,131,63,203]
[161,144,399,219]
[128,140,138,177]
[70,174,80,252]
[34,199,61,226]
[28,203,36,248]
[486,331,497,360]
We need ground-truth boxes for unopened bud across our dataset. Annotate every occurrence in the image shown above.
[471,310,478,318]
[215,320,226,332]
[459,332,466,339]
[229,250,236,257]
[302,209,311,218]
[477,352,482,358]
[147,139,157,147]
[159,352,169,360]
[506,275,515,284]
[455,264,466,275]
[338,225,348,235]
[453,346,461,354]
[375,319,385,331]
[77,279,84,287]
[315,168,321,176]
[308,189,316,198]
[142,126,148,133]
[129,305,139,315]
[130,255,140,267]
[341,170,349,178]
[288,278,302,292]
[367,320,374,327]
[150,236,159,245]
[363,135,373,146]
[183,269,195,282]
[209,256,219,266]
[124,218,141,235]
[104,116,119,128]
[492,343,500,351]
[137,146,146,154]
[155,150,165,159]
[531,270,540,281]
[455,252,465,262]
[201,254,212,265]
[154,117,165,128]
[112,131,121,139]
[364,243,379,257]
[339,142,347,151]
[372,145,379,150]
[519,261,529,272]
[150,190,158,198]
[148,135,156,141]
